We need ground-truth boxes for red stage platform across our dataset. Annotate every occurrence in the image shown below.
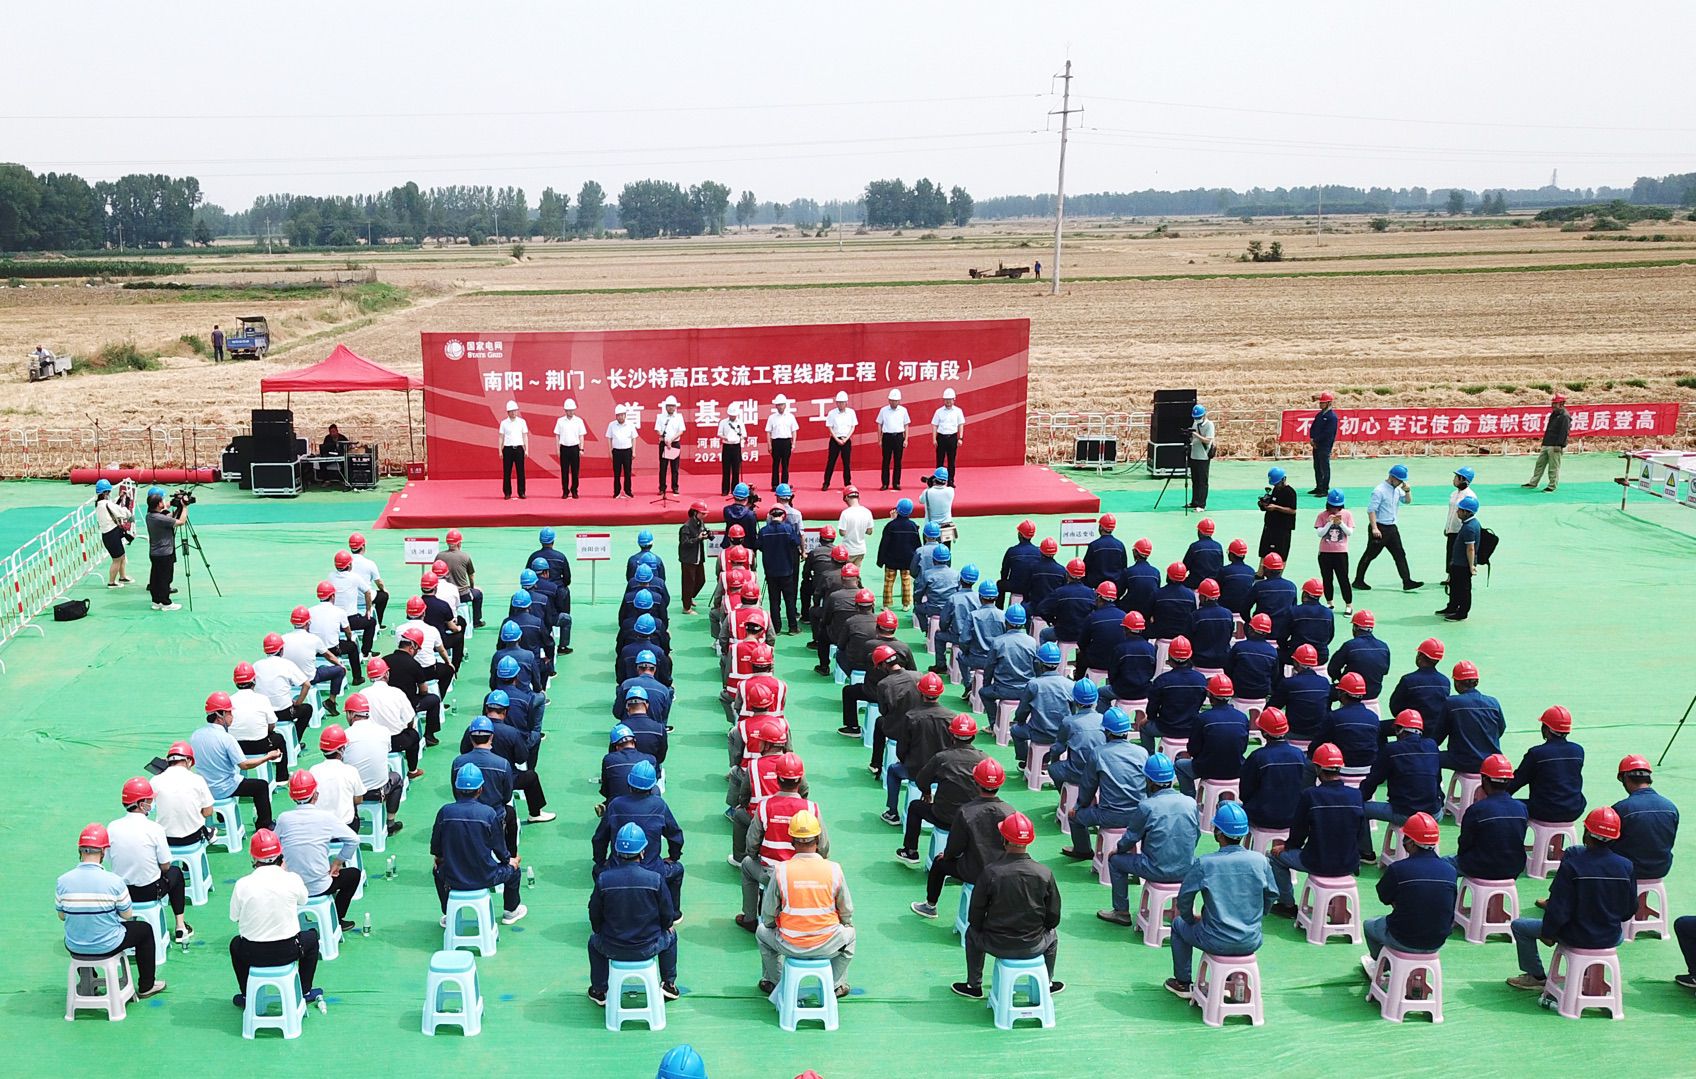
[373,465,1099,531]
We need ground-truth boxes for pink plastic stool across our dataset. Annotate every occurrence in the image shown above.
[1376,820,1407,869]
[1190,953,1264,1027]
[1094,827,1127,886]
[1363,948,1444,1023]
[1136,879,1180,948]
[967,670,986,715]
[1452,877,1519,943]
[1247,826,1288,856]
[1112,698,1148,726]
[1197,778,1240,826]
[1084,667,1108,685]
[993,700,1015,747]
[1057,641,1079,669]
[1231,614,1245,641]
[1544,945,1624,1019]
[1158,737,1189,760]
[1233,698,1268,724]
[1296,875,1363,945]
[1194,666,1225,681]
[924,614,940,652]
[1339,770,1366,790]
[1056,782,1078,833]
[1443,771,1482,822]
[1153,639,1173,676]
[1525,819,1579,880]
[1025,742,1052,792]
[1625,878,1669,941]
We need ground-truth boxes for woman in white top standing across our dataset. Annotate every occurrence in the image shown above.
[94,478,134,587]
[605,405,638,498]
[553,398,588,499]
[498,400,529,500]
[930,387,966,484]
[766,395,799,487]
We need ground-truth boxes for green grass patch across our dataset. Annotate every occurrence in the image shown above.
[117,280,410,312]
[75,341,161,374]
[1564,381,1589,391]
[1622,378,1649,388]
[1675,376,1696,390]
[1372,387,1395,396]
[1460,384,1488,395]
[0,258,186,278]
[1496,385,1519,393]
[179,333,209,356]
[1529,382,1553,392]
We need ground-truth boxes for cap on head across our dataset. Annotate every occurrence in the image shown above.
[1098,513,1117,532]
[896,498,914,516]
[317,726,346,753]
[249,829,283,862]
[1036,641,1062,666]
[958,564,980,585]
[1338,672,1367,697]
[932,467,949,483]
[484,690,510,710]
[1206,673,1234,698]
[1403,812,1440,848]
[1120,610,1146,633]
[205,690,232,714]
[1261,552,1284,572]
[614,821,649,855]
[1417,637,1445,662]
[1454,466,1476,483]
[1293,643,1319,667]
[1313,743,1344,770]
[1197,518,1216,536]
[1301,578,1324,598]
[1326,489,1345,507]
[1617,754,1652,778]
[1540,705,1573,733]
[78,823,111,851]
[918,672,945,699]
[1351,609,1375,630]
[288,771,318,802]
[1096,580,1119,601]
[1249,613,1272,636]
[1017,519,1036,538]
[1389,464,1409,481]
[628,760,658,791]
[454,763,484,791]
[1268,466,1287,484]
[774,752,805,780]
[788,809,822,840]
[1457,495,1479,514]
[1039,537,1059,556]
[1102,707,1132,736]
[1585,806,1621,841]
[1452,660,1479,682]
[1393,709,1424,732]
[609,724,634,745]
[469,715,495,735]
[1006,604,1028,627]
[290,605,311,627]
[121,777,155,807]
[1197,579,1220,600]
[933,544,951,563]
[1071,680,1099,706]
[1166,561,1188,582]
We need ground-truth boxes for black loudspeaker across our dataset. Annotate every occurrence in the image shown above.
[348,453,377,488]
[1148,388,1197,476]
[1074,438,1119,465]
[252,408,295,443]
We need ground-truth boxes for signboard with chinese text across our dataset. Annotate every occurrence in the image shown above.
[575,533,611,561]
[403,536,440,564]
[1060,517,1100,547]
[1279,403,1681,443]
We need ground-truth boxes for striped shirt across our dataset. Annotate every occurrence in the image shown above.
[56,862,130,955]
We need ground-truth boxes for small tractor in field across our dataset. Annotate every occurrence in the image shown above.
[967,262,1031,280]
[225,315,271,360]
[27,346,72,380]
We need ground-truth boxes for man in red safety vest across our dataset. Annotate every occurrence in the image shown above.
[736,753,825,931]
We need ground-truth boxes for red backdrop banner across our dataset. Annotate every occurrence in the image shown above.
[420,319,1030,481]
[1278,403,1682,443]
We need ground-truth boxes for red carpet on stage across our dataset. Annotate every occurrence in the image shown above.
[373,465,1099,531]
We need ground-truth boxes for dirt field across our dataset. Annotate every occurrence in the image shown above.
[4,216,1694,474]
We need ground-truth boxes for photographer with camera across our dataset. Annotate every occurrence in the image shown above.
[144,486,190,612]
[94,479,134,588]
[1256,467,1298,561]
[1187,405,1216,510]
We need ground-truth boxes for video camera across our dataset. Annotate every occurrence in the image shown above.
[1256,486,1274,512]
[169,489,197,509]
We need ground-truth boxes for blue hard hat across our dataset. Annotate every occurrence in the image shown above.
[530,557,550,572]
[468,715,494,735]
[615,821,648,855]
[1102,707,1132,736]
[634,613,657,634]
[499,620,522,643]
[628,760,658,791]
[634,589,654,611]
[1454,466,1476,483]
[1071,680,1099,706]
[958,563,979,584]
[637,529,654,546]
[1267,467,1286,484]
[484,689,510,709]
[1457,495,1479,513]
[923,522,942,540]
[94,479,112,494]
[656,1045,707,1079]
[610,724,633,744]
[896,498,914,516]
[1005,603,1028,626]
[636,649,658,666]
[520,569,538,588]
[454,763,484,791]
[1144,753,1176,785]
[634,564,655,583]
[495,656,520,679]
[147,485,166,500]
[637,551,661,568]
[1326,489,1345,507]
[1389,464,1409,481]
[932,544,951,563]
[539,527,556,544]
[933,467,949,482]
[1212,800,1250,839]
[625,685,649,702]
[510,589,532,609]
[1036,641,1062,666]
[1191,405,1206,418]
[733,483,751,499]
[977,580,999,600]
[775,483,793,498]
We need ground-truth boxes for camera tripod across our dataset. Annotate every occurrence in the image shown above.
[1656,693,1696,767]
[177,512,222,611]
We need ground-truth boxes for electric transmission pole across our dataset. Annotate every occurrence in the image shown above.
[1050,59,1080,296]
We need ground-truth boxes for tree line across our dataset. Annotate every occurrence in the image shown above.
[862,178,973,229]
[0,165,201,249]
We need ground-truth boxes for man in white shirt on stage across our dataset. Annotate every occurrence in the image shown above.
[554,398,588,499]
[823,390,858,490]
[654,396,686,496]
[877,389,912,491]
[498,400,529,500]
[718,408,747,496]
[767,395,799,487]
[606,405,638,499]
[931,387,966,484]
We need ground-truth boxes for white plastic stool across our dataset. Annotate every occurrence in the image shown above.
[1246,826,1288,856]
[1197,778,1240,825]
[65,953,134,1021]
[1452,877,1519,943]
[298,893,344,961]
[169,841,213,905]
[994,700,1015,747]
[243,963,306,1039]
[423,949,483,1036]
[1195,666,1225,681]
[1137,879,1181,948]
[210,796,245,853]
[1526,819,1579,880]
[1545,945,1624,1019]
[130,899,168,967]
[606,957,667,1031]
[1363,949,1443,1023]
[770,956,838,1031]
[458,603,474,643]
[1626,878,1670,941]
[444,888,498,955]
[1025,742,1052,791]
[1443,771,1482,822]
[1296,875,1363,944]
[988,955,1054,1029]
[357,798,388,853]
[1094,827,1127,887]
[1191,952,1263,1027]
[1153,638,1172,676]
[1157,737,1189,760]
[1056,640,1079,669]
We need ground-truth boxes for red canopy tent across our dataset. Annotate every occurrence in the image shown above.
[259,343,423,461]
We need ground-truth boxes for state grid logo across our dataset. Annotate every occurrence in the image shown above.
[443,339,466,361]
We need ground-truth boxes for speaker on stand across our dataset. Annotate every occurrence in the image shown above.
[1148,389,1196,477]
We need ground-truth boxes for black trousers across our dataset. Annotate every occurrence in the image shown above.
[391,727,423,771]
[1312,443,1332,492]
[766,573,798,632]
[75,922,157,992]
[413,692,443,738]
[935,433,959,479]
[332,640,364,684]
[240,734,290,781]
[1258,527,1292,561]
[502,446,527,498]
[770,438,792,486]
[1355,523,1413,586]
[611,448,634,496]
[841,680,875,731]
[559,444,581,496]
[1189,457,1210,508]
[1317,551,1352,605]
[348,613,376,655]
[926,852,962,904]
[965,928,1056,987]
[231,931,319,994]
[148,554,175,605]
[232,775,276,829]
[902,799,944,852]
[317,867,363,919]
[720,444,742,495]
[1447,566,1473,617]
[880,433,906,488]
[660,444,681,493]
[128,872,186,917]
[824,439,852,487]
[513,766,548,815]
[465,586,484,625]
[363,779,403,816]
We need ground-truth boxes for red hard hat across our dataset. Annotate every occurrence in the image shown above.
[727,524,747,539]
[1017,519,1037,538]
[1166,562,1188,582]
[728,546,751,566]
[690,500,708,513]
[1301,578,1324,598]
[1317,390,1335,403]
[1167,636,1193,661]
[205,691,232,713]
[761,717,791,744]
[1039,537,1059,556]
[1096,581,1119,601]
[1393,709,1424,731]
[249,829,283,861]
[999,812,1036,845]
[1206,673,1234,697]
[830,545,849,562]
[319,725,348,752]
[1293,644,1319,667]
[344,693,370,715]
[290,605,311,627]
[740,582,763,600]
[1261,553,1284,572]
[1338,672,1367,697]
[842,485,859,498]
[431,559,449,576]
[727,568,748,590]
[1098,513,1117,532]
[1351,610,1375,629]
[420,572,438,590]
[1617,754,1652,776]
[774,752,805,780]
[288,771,318,801]
[1196,579,1220,599]
[1313,743,1344,769]
[446,528,463,544]
[1131,538,1153,557]
[78,823,111,850]
[949,713,979,738]
[121,777,154,807]
[1120,611,1146,632]
[749,643,775,667]
[973,758,1006,789]
[818,526,837,542]
[1403,812,1440,847]
[1539,705,1573,733]
[1256,707,1289,737]
[1585,806,1622,841]
[316,581,336,601]
[841,563,860,579]
[1197,518,1216,536]
[1228,538,1249,557]
[1452,660,1479,682]
[1066,558,1087,579]
[348,532,366,551]
[871,644,898,665]
[1480,753,1514,780]
[406,596,426,617]
[876,610,899,630]
[854,588,875,605]
[400,626,425,647]
[1249,613,1272,635]
[233,661,256,685]
[262,632,284,655]
[918,672,945,698]
[334,550,353,571]
[166,740,195,763]
[744,681,777,711]
[1417,638,1445,662]
[366,657,388,679]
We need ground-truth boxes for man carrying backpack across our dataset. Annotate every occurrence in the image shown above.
[1438,495,1482,622]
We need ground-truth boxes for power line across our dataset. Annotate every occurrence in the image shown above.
[1081,125,1683,161]
[1085,95,1696,136]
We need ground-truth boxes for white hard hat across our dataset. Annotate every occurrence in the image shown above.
[888,389,902,401]
[562,398,577,410]
[613,402,627,413]
[942,387,957,400]
[504,400,519,411]
[662,395,679,407]
[773,394,789,406]
[834,390,849,403]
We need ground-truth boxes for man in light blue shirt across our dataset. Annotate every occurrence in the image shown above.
[1065,708,1149,860]
[1353,464,1423,592]
[979,607,1038,716]
[1165,801,1278,996]
[274,772,362,927]
[191,693,279,829]
[1100,753,1200,923]
[1010,644,1072,764]
[57,823,166,998]
[914,545,960,624]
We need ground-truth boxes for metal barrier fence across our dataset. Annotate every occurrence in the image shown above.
[0,424,418,478]
[0,483,119,673]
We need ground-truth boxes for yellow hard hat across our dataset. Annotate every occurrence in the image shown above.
[788,809,821,840]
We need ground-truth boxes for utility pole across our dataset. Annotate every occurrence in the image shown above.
[1316,186,1323,247]
[1049,59,1080,296]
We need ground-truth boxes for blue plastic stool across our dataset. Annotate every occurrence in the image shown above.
[388,752,410,803]
[927,826,949,872]
[277,723,300,769]
[210,796,245,853]
[422,949,482,1036]
[298,893,343,961]
[988,955,1055,1030]
[348,844,365,902]
[769,956,839,1031]
[606,958,667,1031]
[168,841,213,905]
[861,702,879,749]
[954,882,973,939]
[445,889,498,955]
[880,738,897,783]
[130,899,168,967]
[357,798,388,853]
[243,964,306,1039]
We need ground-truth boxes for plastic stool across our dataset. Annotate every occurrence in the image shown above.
[770,956,838,1031]
[1084,667,1108,685]
[457,603,474,643]
[1112,698,1148,726]
[65,953,134,1021]
[1195,666,1225,681]
[1055,783,1078,833]
[1364,948,1443,1023]
[1197,778,1239,825]
[1377,821,1408,869]
[130,899,168,967]
[829,645,846,686]
[1296,875,1363,944]
[924,615,940,652]
[389,752,410,803]
[955,882,973,939]
[242,963,306,1039]
[1233,698,1268,724]
[1056,641,1079,669]
[1157,737,1188,760]
[444,889,498,955]
[1094,827,1127,887]
[168,841,213,905]
[423,949,483,1036]
[1191,953,1263,1027]
[1626,878,1670,941]
[1025,742,1052,791]
[1452,877,1519,943]
[968,669,986,715]
[880,737,897,784]
[1443,771,1482,822]
[988,955,1055,1029]
[927,826,949,872]
[348,844,365,902]
[994,700,1015,747]
[210,796,245,853]
[298,893,344,961]
[1544,945,1624,1019]
[278,722,300,770]
[1246,826,1287,856]
[1153,638,1172,675]
[309,683,327,729]
[1339,771,1366,790]
[1526,819,1579,880]
[606,957,667,1031]
[1136,878,1181,947]
[357,797,388,853]
[861,702,878,750]
[1232,613,1245,640]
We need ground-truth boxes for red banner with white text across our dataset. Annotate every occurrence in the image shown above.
[1279,403,1682,443]
[421,320,1030,481]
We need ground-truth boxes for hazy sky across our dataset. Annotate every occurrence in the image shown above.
[6,0,1692,210]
